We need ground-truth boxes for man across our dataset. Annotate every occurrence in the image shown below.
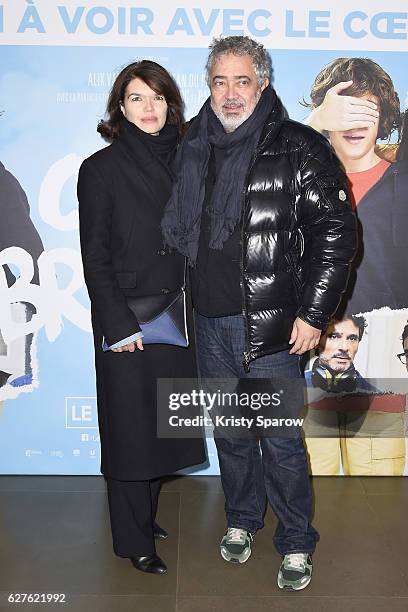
[304,57,407,314]
[304,316,406,476]
[162,36,356,591]
[398,322,408,374]
[304,316,371,392]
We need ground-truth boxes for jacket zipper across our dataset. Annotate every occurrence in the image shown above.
[240,200,250,373]
[240,152,260,374]
[239,115,282,373]
[240,232,251,373]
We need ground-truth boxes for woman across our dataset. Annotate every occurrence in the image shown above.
[77,61,206,575]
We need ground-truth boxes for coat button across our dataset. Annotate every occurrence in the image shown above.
[161,288,170,294]
[157,249,166,256]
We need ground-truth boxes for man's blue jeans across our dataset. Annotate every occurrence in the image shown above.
[195,313,319,555]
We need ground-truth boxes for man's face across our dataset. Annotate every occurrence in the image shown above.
[404,337,408,373]
[209,53,268,132]
[329,93,380,165]
[318,319,361,372]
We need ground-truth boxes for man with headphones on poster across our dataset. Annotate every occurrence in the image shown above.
[162,36,357,591]
[305,315,372,393]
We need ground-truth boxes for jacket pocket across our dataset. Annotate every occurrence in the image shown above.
[115,271,138,288]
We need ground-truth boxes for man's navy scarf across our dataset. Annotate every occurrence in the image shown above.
[161,86,278,265]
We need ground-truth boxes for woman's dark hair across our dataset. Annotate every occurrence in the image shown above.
[302,57,401,141]
[97,60,184,141]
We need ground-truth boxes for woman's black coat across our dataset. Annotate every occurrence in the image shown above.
[77,123,206,480]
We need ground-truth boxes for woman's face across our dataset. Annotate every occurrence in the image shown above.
[120,77,168,135]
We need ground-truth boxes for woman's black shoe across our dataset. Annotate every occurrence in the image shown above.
[153,522,168,540]
[131,554,167,574]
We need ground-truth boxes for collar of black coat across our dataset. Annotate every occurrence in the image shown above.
[255,91,288,152]
[118,116,178,163]
[115,117,177,209]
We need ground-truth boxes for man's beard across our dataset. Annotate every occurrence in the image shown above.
[212,92,261,132]
[319,355,352,373]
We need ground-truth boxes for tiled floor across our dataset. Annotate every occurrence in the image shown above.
[0,475,407,611]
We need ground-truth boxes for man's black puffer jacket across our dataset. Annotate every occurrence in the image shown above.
[241,95,357,370]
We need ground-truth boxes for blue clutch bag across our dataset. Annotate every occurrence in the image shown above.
[126,288,189,347]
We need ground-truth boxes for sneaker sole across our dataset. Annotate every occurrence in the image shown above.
[220,546,252,564]
[277,572,312,591]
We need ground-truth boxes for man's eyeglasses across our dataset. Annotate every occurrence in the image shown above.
[397,352,408,365]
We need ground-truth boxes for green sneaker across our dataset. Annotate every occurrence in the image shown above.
[220,528,253,564]
[277,553,313,591]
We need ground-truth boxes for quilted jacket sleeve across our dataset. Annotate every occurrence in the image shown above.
[77,157,141,345]
[297,134,357,330]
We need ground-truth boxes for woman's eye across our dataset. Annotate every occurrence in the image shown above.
[130,96,141,102]
[155,95,165,101]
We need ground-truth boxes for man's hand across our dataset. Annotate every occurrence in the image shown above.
[305,80,379,133]
[112,337,144,353]
[289,318,321,355]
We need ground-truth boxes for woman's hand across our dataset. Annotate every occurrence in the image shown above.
[112,337,144,352]
[305,80,379,133]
